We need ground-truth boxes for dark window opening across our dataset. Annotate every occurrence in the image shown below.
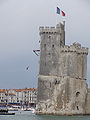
[76,92,80,97]
[48,35,51,38]
[55,80,60,84]
[50,82,51,87]
[77,106,79,110]
[52,44,54,48]
[55,80,57,85]
[48,53,50,55]
[44,44,46,48]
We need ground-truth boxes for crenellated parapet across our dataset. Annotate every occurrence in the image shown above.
[39,22,65,35]
[61,43,88,55]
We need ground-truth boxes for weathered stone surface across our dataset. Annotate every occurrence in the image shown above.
[36,22,89,115]
[36,76,87,115]
[85,89,90,114]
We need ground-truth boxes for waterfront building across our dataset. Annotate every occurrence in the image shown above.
[0,89,6,103]
[0,88,37,107]
[14,88,37,107]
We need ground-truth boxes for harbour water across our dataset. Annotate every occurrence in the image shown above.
[0,111,90,120]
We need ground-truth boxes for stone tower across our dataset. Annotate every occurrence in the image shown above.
[36,22,88,115]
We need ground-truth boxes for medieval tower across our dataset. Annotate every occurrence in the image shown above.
[36,22,90,115]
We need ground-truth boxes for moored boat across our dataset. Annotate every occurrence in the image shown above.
[0,109,15,115]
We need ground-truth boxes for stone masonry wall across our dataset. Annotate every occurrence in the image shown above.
[85,89,90,114]
[37,76,87,115]
[36,22,88,115]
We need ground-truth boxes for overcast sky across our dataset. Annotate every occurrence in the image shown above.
[0,0,90,89]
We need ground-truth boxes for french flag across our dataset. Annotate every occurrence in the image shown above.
[56,7,65,16]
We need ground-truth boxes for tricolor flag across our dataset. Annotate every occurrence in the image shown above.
[56,7,65,16]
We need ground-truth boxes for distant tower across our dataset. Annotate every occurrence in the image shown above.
[36,22,88,115]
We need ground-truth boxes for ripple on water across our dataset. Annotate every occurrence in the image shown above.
[0,111,90,120]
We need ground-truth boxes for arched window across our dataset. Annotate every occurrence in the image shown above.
[76,92,80,97]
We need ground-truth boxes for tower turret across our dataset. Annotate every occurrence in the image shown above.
[39,22,65,76]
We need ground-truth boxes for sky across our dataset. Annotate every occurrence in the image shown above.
[0,0,90,89]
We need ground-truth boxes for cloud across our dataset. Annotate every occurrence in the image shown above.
[0,0,8,4]
[0,0,90,88]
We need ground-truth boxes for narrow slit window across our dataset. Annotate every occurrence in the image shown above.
[52,44,54,48]
[44,44,46,50]
[50,82,51,87]
[77,106,79,110]
[44,44,46,48]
